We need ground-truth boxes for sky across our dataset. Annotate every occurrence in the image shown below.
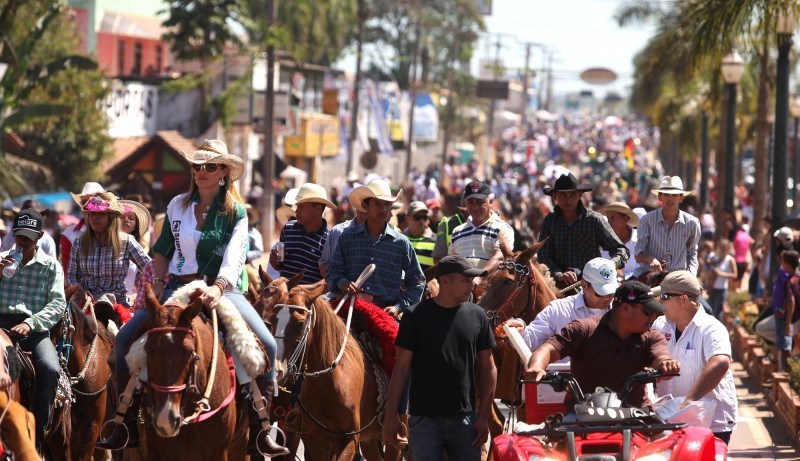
[475,0,658,98]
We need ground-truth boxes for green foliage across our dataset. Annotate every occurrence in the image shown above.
[789,358,800,395]
[161,0,244,63]
[727,291,752,314]
[270,0,357,66]
[212,69,251,128]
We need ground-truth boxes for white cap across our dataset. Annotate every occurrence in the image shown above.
[774,226,794,243]
[582,258,619,296]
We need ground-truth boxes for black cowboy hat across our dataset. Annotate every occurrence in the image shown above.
[543,173,592,196]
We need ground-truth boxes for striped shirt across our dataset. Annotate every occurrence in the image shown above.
[279,220,328,285]
[403,228,436,270]
[326,222,425,311]
[0,247,66,332]
[652,310,738,433]
[634,208,701,277]
[449,213,515,269]
[67,233,151,302]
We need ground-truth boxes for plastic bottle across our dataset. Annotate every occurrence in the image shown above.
[2,249,23,278]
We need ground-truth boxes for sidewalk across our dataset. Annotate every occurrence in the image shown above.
[728,361,798,459]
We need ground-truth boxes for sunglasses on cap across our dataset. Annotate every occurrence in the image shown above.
[191,163,226,173]
[412,214,429,221]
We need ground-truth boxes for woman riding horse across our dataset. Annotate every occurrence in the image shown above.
[100,139,287,456]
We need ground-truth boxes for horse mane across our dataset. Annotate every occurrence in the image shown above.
[68,299,101,345]
[310,297,362,371]
[531,259,561,299]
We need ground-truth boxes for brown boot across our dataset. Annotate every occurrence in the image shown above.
[96,372,140,450]
[247,377,289,457]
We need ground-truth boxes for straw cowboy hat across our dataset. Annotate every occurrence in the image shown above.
[543,173,592,196]
[244,204,260,224]
[119,199,152,237]
[601,201,640,227]
[182,139,244,181]
[276,188,299,226]
[292,183,336,209]
[81,194,124,215]
[350,180,403,209]
[651,176,691,196]
[70,182,105,206]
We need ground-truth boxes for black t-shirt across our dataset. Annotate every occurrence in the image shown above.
[395,299,496,416]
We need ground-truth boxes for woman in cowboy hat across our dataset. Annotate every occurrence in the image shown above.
[60,182,106,271]
[99,140,288,456]
[119,199,154,311]
[66,192,151,309]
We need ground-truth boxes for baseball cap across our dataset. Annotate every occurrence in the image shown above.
[462,181,491,201]
[436,255,488,278]
[651,270,702,298]
[582,258,619,296]
[614,280,665,314]
[426,198,442,210]
[408,201,429,216]
[774,226,793,244]
[13,209,44,240]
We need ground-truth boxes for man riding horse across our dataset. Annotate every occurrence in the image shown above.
[0,209,65,447]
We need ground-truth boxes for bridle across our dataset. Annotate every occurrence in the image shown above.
[146,305,234,425]
[484,259,539,326]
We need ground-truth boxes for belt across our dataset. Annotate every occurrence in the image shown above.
[172,273,212,284]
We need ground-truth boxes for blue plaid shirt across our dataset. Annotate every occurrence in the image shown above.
[327,223,425,311]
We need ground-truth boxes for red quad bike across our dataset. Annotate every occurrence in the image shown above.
[493,368,728,461]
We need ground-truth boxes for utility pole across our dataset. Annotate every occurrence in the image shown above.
[260,0,276,249]
[521,42,532,127]
[545,52,554,111]
[346,0,366,174]
[405,15,421,177]
[484,34,502,177]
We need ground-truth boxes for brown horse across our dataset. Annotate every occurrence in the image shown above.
[47,286,114,461]
[274,285,391,460]
[0,330,38,461]
[135,287,247,461]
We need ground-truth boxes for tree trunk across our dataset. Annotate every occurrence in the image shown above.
[715,85,729,236]
[752,46,770,242]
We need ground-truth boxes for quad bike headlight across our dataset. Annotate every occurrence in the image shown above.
[636,449,673,461]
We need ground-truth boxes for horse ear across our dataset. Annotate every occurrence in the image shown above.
[307,284,326,301]
[247,281,259,302]
[259,265,272,286]
[499,232,514,259]
[517,238,548,265]
[187,288,204,302]
[179,297,203,325]
[65,284,78,299]
[144,284,162,319]
[287,270,305,289]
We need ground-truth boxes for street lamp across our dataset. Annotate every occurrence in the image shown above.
[721,51,744,213]
[790,95,800,209]
[772,4,798,280]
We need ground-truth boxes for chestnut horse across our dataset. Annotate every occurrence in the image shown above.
[0,330,38,461]
[274,285,394,460]
[135,287,247,461]
[47,286,114,461]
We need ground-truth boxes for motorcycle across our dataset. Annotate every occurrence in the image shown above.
[493,368,728,461]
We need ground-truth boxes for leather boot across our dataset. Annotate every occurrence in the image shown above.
[96,373,140,450]
[247,376,289,457]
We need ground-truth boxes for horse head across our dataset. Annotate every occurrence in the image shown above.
[253,266,304,326]
[143,284,205,438]
[477,239,558,325]
[274,284,326,377]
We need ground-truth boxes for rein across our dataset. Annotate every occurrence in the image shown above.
[64,295,109,396]
[486,259,538,325]
[147,306,227,425]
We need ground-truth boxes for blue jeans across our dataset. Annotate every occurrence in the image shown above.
[115,285,278,380]
[409,411,480,461]
[708,288,726,320]
[0,317,59,443]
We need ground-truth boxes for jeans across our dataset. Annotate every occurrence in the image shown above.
[0,316,59,443]
[409,410,480,461]
[115,282,278,381]
[708,288,727,320]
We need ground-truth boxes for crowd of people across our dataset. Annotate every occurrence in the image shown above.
[0,124,796,459]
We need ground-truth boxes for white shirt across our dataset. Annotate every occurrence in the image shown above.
[449,213,515,269]
[602,227,638,280]
[521,293,608,363]
[652,310,738,433]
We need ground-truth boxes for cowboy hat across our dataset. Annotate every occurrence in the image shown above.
[276,206,296,226]
[651,176,691,196]
[182,139,244,181]
[81,193,124,215]
[70,181,105,206]
[601,201,640,227]
[292,183,335,209]
[346,171,360,182]
[350,180,403,209]
[119,199,152,238]
[244,204,260,224]
[542,173,592,196]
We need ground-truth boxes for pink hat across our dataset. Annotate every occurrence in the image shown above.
[425,198,442,210]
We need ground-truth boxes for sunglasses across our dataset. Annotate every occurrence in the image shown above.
[412,214,429,221]
[191,163,226,173]
[659,293,683,300]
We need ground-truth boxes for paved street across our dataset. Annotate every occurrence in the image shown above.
[728,361,797,460]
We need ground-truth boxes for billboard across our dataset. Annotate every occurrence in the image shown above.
[105,81,158,138]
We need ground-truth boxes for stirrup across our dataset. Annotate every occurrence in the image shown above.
[256,426,288,456]
[99,420,130,448]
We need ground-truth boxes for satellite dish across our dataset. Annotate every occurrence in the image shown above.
[580,67,618,85]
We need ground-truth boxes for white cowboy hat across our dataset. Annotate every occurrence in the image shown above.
[292,183,335,209]
[349,180,403,209]
[346,171,360,182]
[601,201,640,227]
[651,176,691,196]
[70,181,105,206]
[276,206,296,226]
[182,139,244,181]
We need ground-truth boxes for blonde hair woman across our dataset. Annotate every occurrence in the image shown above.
[100,140,287,456]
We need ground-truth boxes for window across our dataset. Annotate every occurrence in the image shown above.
[156,44,163,74]
[117,40,125,76]
[132,42,143,76]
